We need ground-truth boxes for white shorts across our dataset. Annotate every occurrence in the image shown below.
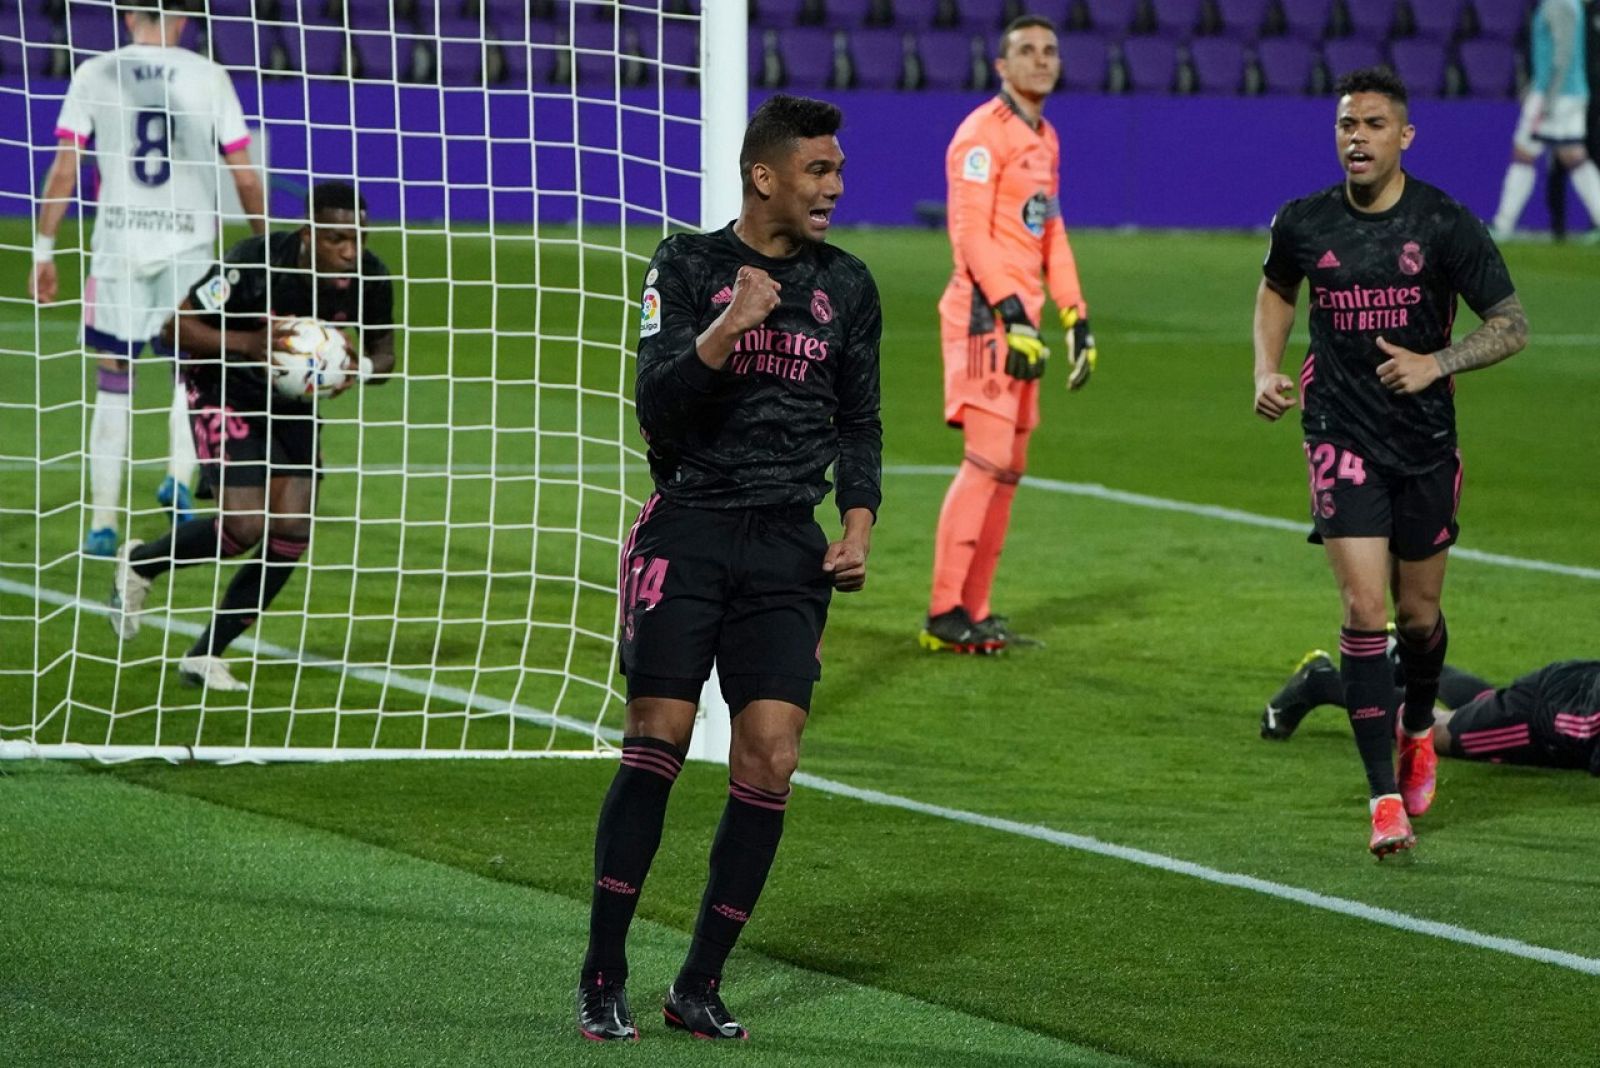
[83,251,215,357]
[1513,92,1589,155]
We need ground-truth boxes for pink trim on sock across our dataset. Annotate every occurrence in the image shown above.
[729,778,790,811]
[216,519,252,557]
[97,366,131,393]
[621,748,683,782]
[266,535,308,560]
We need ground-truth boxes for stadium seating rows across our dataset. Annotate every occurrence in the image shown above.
[0,0,1533,97]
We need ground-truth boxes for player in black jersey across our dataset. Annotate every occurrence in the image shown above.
[577,95,882,1043]
[1262,648,1600,777]
[1251,68,1529,857]
[107,182,397,693]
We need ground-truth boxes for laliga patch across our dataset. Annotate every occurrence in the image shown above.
[961,146,992,184]
[639,286,662,337]
[645,267,658,286]
[195,273,232,312]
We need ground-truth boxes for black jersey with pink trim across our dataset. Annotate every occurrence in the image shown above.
[633,224,883,519]
[1262,177,1514,474]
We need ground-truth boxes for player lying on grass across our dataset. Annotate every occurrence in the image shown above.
[1263,648,1600,776]
[107,182,396,693]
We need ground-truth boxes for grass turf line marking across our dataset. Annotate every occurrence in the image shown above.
[6,578,1600,978]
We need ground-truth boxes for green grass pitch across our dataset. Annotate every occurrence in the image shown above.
[3,218,1598,1065]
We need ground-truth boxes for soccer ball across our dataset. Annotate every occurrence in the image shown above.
[270,317,351,400]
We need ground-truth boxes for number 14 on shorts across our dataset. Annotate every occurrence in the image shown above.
[1305,442,1366,519]
[622,556,668,640]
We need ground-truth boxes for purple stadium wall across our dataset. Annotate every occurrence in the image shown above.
[0,82,1569,230]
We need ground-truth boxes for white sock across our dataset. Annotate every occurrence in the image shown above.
[1566,160,1600,229]
[167,377,196,486]
[1492,161,1536,235]
[89,387,131,532]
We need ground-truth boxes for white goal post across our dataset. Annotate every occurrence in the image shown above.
[0,0,746,763]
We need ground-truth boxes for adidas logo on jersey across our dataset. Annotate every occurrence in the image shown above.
[711,286,733,305]
[1317,250,1341,269]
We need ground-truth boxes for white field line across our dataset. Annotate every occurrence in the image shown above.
[3,586,1600,975]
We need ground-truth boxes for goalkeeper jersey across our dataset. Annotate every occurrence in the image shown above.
[938,92,1085,333]
[54,43,251,275]
[1262,177,1514,475]
[633,223,883,519]
[182,231,395,411]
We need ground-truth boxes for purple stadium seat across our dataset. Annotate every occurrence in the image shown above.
[344,1,398,30]
[826,0,878,27]
[0,9,26,77]
[1059,33,1107,91]
[207,18,267,67]
[1457,37,1516,98]
[917,29,985,89]
[280,24,347,74]
[1408,0,1464,40]
[850,28,910,86]
[1343,0,1396,40]
[1388,38,1447,95]
[1257,36,1315,94]
[951,0,1006,32]
[501,23,565,86]
[1470,1,1530,42]
[1149,0,1203,39]
[1121,37,1177,92]
[750,26,782,86]
[1190,37,1245,93]
[439,36,489,84]
[349,30,397,80]
[1081,0,1139,35]
[780,26,842,88]
[892,0,943,29]
[753,0,813,27]
[573,22,621,87]
[657,19,698,86]
[64,6,120,57]
[1322,38,1382,79]
[1214,0,1271,40]
[1279,0,1332,39]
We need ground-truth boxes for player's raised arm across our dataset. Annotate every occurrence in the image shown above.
[162,293,269,364]
[29,138,83,304]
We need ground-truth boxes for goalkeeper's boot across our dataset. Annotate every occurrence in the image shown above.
[918,606,989,655]
[156,475,196,525]
[1397,730,1438,817]
[1368,795,1416,859]
[178,654,249,693]
[663,978,748,1041]
[108,539,151,640]
[83,526,119,558]
[577,974,639,1042]
[1260,649,1339,740]
[973,614,1039,650]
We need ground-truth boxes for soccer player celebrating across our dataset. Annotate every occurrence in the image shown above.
[1253,67,1529,857]
[577,95,881,1042]
[922,14,1095,655]
[30,0,265,556]
[1262,648,1600,776]
[107,183,396,693]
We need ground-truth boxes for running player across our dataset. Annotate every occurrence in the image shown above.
[577,95,881,1042]
[107,183,396,693]
[921,14,1095,655]
[1253,67,1529,857]
[30,0,265,555]
[1491,0,1600,238]
[1263,648,1600,776]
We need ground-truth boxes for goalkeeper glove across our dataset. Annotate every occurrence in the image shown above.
[993,295,1049,382]
[1061,306,1097,391]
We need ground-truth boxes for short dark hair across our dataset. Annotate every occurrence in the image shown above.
[998,15,1056,58]
[309,181,368,220]
[739,95,843,190]
[1333,66,1409,110]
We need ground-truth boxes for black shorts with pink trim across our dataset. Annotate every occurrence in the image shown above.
[617,496,832,714]
[187,380,321,491]
[1302,439,1461,561]
[1445,661,1600,772]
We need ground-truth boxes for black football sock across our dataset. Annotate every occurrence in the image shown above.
[677,778,789,989]
[188,533,306,657]
[130,517,239,580]
[1341,627,1398,797]
[581,736,685,986]
[1397,616,1448,736]
[1437,664,1496,710]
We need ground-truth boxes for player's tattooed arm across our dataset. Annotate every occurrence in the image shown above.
[1432,293,1529,376]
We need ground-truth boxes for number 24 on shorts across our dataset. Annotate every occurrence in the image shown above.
[1304,442,1366,518]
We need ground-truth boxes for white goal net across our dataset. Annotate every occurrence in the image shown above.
[0,0,743,762]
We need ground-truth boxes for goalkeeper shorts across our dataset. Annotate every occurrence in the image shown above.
[617,496,832,714]
[940,317,1041,431]
[187,379,322,491]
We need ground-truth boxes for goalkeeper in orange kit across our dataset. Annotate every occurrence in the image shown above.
[921,14,1096,654]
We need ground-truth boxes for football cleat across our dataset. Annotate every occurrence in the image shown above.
[83,526,119,558]
[1368,795,1416,859]
[108,540,151,640]
[972,614,1041,649]
[178,654,249,693]
[918,606,1002,655]
[577,974,639,1042]
[663,979,748,1041]
[1397,731,1438,817]
[156,475,196,525]
[1260,649,1339,740]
